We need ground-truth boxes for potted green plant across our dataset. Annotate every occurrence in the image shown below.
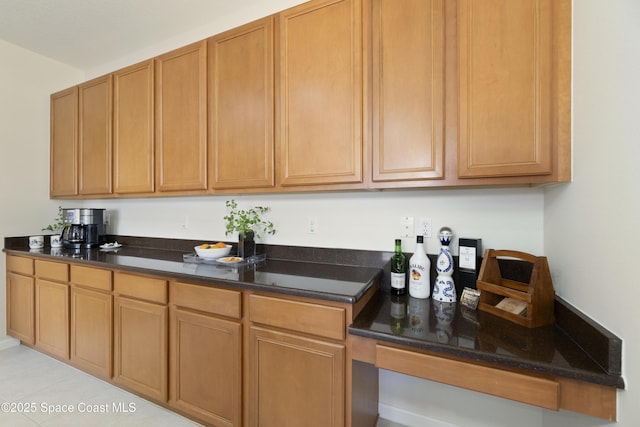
[42,206,65,248]
[224,199,275,258]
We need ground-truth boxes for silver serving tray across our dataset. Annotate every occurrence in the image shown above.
[183,252,266,266]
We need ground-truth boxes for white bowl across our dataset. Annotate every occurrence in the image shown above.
[194,244,232,259]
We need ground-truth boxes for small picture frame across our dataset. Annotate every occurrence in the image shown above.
[459,238,482,272]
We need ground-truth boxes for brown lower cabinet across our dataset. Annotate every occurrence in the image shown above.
[114,296,168,401]
[6,253,616,424]
[70,286,113,379]
[170,308,241,426]
[249,326,345,427]
[35,279,69,359]
[169,281,242,426]
[6,271,35,345]
[5,255,360,426]
[34,260,70,360]
[248,293,348,427]
[113,272,168,402]
[69,264,113,379]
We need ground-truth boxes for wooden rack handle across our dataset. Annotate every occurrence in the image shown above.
[487,249,540,264]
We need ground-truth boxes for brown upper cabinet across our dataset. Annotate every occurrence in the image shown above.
[113,59,155,194]
[49,0,571,199]
[78,75,113,195]
[155,41,208,192]
[371,0,445,183]
[457,0,571,181]
[208,17,275,190]
[277,0,364,188]
[50,87,78,197]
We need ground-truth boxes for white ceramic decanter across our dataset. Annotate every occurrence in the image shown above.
[433,227,456,302]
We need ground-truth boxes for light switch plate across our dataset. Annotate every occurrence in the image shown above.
[400,216,414,237]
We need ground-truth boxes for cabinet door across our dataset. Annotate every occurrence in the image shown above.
[249,326,345,427]
[209,17,274,190]
[458,0,553,178]
[114,296,168,402]
[6,272,35,344]
[70,286,113,379]
[79,74,113,194]
[278,0,363,187]
[50,87,78,197]
[155,41,207,192]
[35,279,69,359]
[372,0,445,182]
[170,309,241,427]
[114,59,155,194]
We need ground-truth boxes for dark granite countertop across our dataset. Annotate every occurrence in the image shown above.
[350,290,625,389]
[4,235,624,390]
[3,236,382,304]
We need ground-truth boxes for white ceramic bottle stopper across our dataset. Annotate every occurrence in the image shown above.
[433,227,456,302]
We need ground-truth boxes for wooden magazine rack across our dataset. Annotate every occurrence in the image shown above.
[476,249,555,328]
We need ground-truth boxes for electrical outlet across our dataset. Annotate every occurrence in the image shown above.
[308,217,318,234]
[180,215,189,230]
[417,217,432,238]
[400,216,414,237]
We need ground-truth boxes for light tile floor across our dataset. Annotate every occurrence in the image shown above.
[0,344,406,427]
[0,345,201,426]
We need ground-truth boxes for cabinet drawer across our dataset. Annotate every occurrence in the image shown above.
[375,345,560,410]
[171,281,241,319]
[71,265,112,291]
[115,272,167,304]
[35,260,68,282]
[249,294,345,340]
[7,255,33,275]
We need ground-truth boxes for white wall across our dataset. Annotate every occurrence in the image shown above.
[83,189,543,254]
[1,0,637,425]
[543,0,640,426]
[0,39,83,345]
[84,0,305,80]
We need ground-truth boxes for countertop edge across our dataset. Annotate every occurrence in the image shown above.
[348,290,625,390]
[5,240,624,390]
[3,247,382,305]
[348,325,625,389]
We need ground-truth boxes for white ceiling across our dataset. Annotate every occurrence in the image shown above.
[0,0,261,70]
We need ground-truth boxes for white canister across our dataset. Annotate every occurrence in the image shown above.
[29,235,44,249]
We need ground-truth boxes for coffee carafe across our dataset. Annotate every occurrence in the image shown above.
[60,208,106,249]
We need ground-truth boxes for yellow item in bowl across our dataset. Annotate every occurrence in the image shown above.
[194,244,232,259]
[200,242,227,249]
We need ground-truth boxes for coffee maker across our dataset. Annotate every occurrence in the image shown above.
[60,208,107,249]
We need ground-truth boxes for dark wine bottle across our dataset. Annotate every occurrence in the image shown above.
[390,239,407,295]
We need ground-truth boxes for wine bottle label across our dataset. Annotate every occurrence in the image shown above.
[409,263,427,281]
[390,272,406,289]
[409,260,430,298]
